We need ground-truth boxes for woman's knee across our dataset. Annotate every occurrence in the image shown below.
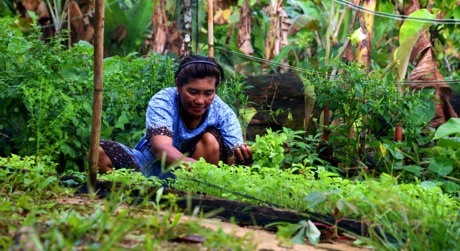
[97,146,113,173]
[193,132,220,164]
[200,132,219,152]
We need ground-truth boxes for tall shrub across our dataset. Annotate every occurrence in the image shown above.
[0,17,176,171]
[304,60,434,170]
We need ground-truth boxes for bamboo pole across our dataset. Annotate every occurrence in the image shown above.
[322,104,330,141]
[184,0,192,56]
[88,0,105,190]
[67,4,71,48]
[207,0,214,57]
[394,122,403,142]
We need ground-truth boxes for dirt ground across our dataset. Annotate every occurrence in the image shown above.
[193,217,370,251]
[59,196,371,251]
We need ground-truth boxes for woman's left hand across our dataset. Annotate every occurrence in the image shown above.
[234,143,253,165]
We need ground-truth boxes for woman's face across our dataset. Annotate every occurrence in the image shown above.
[177,76,216,118]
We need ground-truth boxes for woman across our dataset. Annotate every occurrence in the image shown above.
[96,55,253,178]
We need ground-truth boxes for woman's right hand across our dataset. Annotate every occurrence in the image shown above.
[234,143,253,165]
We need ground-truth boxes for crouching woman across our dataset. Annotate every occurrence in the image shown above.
[95,55,253,178]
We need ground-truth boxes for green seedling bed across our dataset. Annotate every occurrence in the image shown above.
[63,176,367,237]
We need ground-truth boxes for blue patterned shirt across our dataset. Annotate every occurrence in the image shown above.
[133,87,243,177]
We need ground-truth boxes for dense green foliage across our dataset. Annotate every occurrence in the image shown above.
[172,132,460,250]
[1,12,460,250]
[0,17,174,171]
[0,17,247,171]
[304,60,436,168]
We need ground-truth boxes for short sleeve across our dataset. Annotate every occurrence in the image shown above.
[145,88,177,140]
[214,100,244,153]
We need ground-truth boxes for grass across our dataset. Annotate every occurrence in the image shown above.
[0,155,255,250]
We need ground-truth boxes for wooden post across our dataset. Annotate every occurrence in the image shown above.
[394,122,403,142]
[184,0,192,56]
[322,104,330,141]
[67,4,71,48]
[88,0,105,190]
[207,0,214,57]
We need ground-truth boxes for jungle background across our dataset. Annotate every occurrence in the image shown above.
[1,0,460,250]
[1,0,459,172]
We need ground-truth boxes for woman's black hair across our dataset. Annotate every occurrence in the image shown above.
[175,55,224,88]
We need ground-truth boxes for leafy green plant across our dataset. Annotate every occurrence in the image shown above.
[0,0,14,17]
[173,159,460,216]
[305,60,434,171]
[104,0,154,56]
[366,182,460,251]
[217,74,251,111]
[282,127,331,169]
[0,16,178,171]
[217,73,256,138]
[99,168,161,187]
[432,118,460,149]
[173,160,460,249]
[251,128,287,169]
[421,118,460,193]
[98,168,163,200]
[362,118,460,196]
[0,155,63,196]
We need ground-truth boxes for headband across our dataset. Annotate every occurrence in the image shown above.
[175,60,224,82]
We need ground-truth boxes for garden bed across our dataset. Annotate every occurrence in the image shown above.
[54,194,367,251]
[64,177,370,250]
[68,177,367,237]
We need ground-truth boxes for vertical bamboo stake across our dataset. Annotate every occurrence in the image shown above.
[67,4,71,48]
[207,0,214,57]
[88,0,105,190]
[322,105,330,142]
[323,68,338,142]
[394,122,403,142]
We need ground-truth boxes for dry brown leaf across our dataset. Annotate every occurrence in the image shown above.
[35,1,50,19]
[264,0,290,72]
[146,0,182,56]
[237,0,253,55]
[111,25,127,44]
[214,8,232,25]
[404,0,458,127]
[67,0,85,42]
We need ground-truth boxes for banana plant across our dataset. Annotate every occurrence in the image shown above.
[393,9,435,86]
[45,0,69,32]
[0,0,15,17]
[355,0,376,69]
[105,0,153,56]
[395,0,458,128]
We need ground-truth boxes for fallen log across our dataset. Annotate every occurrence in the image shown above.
[245,73,321,140]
